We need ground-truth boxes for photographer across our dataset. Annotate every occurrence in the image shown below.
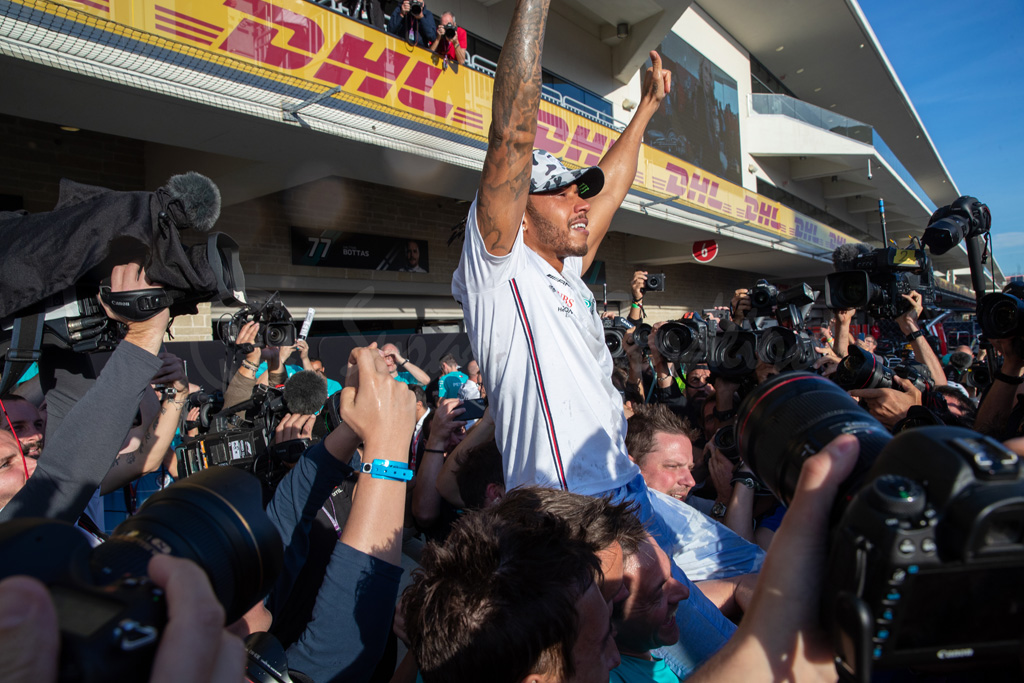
[975,336,1024,439]
[411,397,466,538]
[0,263,167,523]
[263,345,416,681]
[895,290,946,388]
[429,12,467,66]
[387,0,436,48]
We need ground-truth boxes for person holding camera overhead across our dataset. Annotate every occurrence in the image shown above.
[386,0,436,48]
[429,11,467,66]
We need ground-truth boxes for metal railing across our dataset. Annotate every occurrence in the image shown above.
[752,93,935,211]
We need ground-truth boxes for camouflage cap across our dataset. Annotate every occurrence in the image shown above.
[529,149,604,199]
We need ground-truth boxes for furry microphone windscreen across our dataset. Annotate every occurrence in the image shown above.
[166,171,221,232]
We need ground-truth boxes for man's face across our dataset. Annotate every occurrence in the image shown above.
[380,344,400,373]
[523,186,591,261]
[636,432,696,501]
[856,336,877,353]
[467,361,481,383]
[0,430,35,510]
[441,12,453,25]
[613,535,689,657]
[310,359,325,376]
[2,399,44,458]
[565,581,620,683]
[406,241,420,267]
[685,368,711,399]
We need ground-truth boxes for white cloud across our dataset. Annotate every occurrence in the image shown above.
[991,232,1024,250]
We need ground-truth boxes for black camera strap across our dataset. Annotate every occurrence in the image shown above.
[99,286,171,321]
[0,312,44,396]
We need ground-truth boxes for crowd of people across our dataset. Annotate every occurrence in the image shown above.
[0,0,1021,681]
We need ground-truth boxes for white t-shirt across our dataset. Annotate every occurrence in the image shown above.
[453,197,638,496]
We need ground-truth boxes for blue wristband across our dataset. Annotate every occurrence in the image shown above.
[361,459,414,481]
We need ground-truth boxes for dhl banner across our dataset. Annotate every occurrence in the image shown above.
[13,0,855,254]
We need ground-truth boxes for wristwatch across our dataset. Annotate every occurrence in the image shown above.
[731,476,758,491]
[905,329,925,342]
[710,501,727,518]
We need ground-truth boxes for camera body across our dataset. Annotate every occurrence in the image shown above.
[825,246,935,320]
[923,196,991,256]
[643,273,665,292]
[409,0,423,15]
[219,296,296,350]
[832,345,931,394]
[825,428,1024,676]
[603,315,635,358]
[749,279,778,312]
[176,384,306,497]
[444,21,457,39]
[0,468,283,683]
[652,317,757,379]
[738,373,1024,679]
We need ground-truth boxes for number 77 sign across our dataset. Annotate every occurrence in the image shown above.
[693,240,718,263]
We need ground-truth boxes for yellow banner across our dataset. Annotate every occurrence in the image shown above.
[43,0,854,252]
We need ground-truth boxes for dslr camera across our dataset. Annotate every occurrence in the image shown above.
[650,316,758,379]
[409,0,423,15]
[832,345,931,394]
[977,282,1024,340]
[444,22,457,39]
[603,316,635,359]
[738,373,1024,681]
[748,281,820,373]
[219,294,296,350]
[0,467,283,683]
[826,243,935,320]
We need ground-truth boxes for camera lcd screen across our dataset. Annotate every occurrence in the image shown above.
[51,586,124,637]
[894,566,1024,651]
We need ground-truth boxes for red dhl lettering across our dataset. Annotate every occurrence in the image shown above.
[536,110,570,154]
[220,0,323,69]
[564,126,609,166]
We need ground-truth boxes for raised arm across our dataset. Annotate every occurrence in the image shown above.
[475,0,551,256]
[582,51,670,272]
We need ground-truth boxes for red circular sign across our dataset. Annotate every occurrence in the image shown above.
[693,240,718,263]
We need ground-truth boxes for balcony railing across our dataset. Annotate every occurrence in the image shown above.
[752,93,935,211]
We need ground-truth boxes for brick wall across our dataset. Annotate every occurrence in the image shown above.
[0,113,145,211]
[196,176,468,289]
[591,232,766,322]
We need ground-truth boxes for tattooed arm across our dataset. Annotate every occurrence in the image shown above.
[475,0,552,256]
[582,51,670,272]
[100,353,188,494]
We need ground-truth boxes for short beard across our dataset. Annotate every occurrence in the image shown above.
[525,200,588,258]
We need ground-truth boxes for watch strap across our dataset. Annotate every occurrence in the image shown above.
[994,370,1024,385]
[905,329,925,342]
[361,459,414,481]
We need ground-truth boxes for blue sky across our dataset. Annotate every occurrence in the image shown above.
[857,0,1024,276]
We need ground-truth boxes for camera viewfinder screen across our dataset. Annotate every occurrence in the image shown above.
[894,566,1024,650]
[51,586,125,637]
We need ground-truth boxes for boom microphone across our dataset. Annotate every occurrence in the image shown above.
[831,242,872,270]
[166,171,221,233]
[283,370,328,415]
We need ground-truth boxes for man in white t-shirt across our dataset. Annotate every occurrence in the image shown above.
[451,1,762,676]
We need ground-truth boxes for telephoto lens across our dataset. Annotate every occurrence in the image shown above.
[654,320,705,364]
[0,467,283,683]
[736,371,891,506]
[832,345,894,391]
[632,323,652,349]
[91,466,284,622]
[977,291,1024,339]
